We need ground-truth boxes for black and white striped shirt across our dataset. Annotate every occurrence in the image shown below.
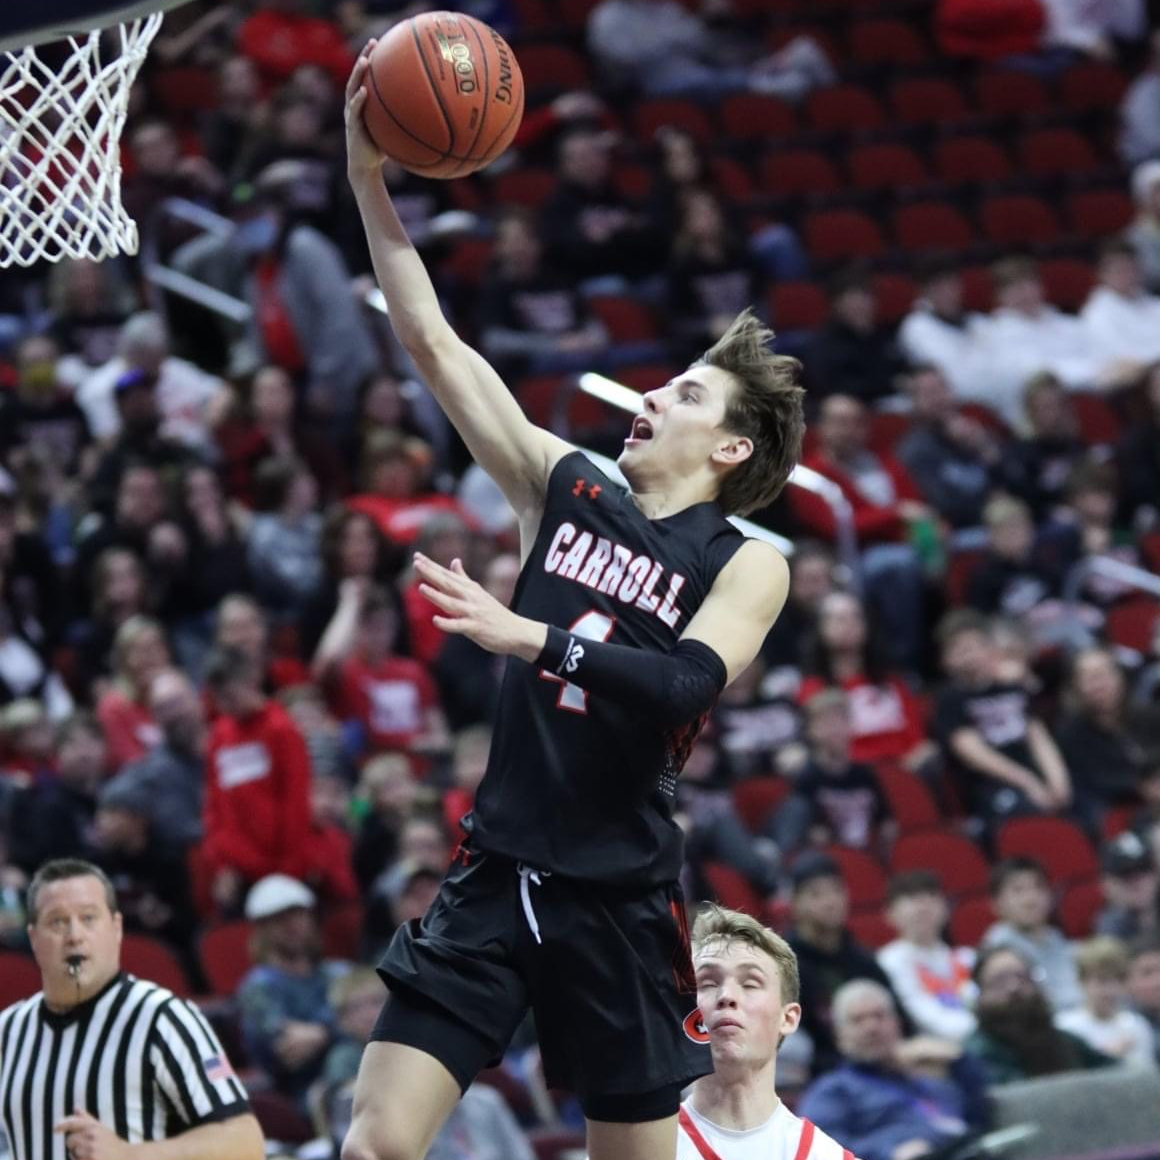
[0,973,250,1160]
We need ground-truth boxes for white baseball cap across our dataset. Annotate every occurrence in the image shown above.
[244,875,316,921]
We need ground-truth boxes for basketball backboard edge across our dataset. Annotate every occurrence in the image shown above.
[0,0,192,53]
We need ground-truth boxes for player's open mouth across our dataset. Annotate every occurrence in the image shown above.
[626,416,653,443]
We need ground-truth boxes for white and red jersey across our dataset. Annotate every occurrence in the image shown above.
[677,1099,855,1160]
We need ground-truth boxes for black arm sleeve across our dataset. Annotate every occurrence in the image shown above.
[537,627,727,730]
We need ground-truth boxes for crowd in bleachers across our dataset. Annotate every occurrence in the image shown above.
[4,0,1160,1155]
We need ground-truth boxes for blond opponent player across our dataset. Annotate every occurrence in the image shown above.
[682,906,856,1160]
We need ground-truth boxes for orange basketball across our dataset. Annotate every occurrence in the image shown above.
[362,11,524,179]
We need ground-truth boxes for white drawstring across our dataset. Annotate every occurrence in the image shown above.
[517,863,550,944]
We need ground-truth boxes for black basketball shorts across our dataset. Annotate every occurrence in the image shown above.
[372,844,712,1117]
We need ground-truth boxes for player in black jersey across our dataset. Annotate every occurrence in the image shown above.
[343,45,805,1160]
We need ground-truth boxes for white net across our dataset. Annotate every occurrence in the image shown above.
[0,13,163,268]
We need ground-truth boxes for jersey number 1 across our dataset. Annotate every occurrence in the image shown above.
[539,610,615,714]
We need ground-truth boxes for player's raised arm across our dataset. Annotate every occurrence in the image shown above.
[344,45,570,520]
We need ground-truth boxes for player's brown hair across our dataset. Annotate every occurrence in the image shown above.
[695,309,804,517]
[692,903,800,1004]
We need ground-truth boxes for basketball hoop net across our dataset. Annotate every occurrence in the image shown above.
[0,14,162,267]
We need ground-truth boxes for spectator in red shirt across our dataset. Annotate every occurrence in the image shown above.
[800,591,938,775]
[794,395,936,672]
[399,513,473,667]
[201,645,315,916]
[236,0,354,89]
[95,615,170,771]
[346,432,473,549]
[313,582,448,761]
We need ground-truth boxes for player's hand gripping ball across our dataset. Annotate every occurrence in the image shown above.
[360,10,524,178]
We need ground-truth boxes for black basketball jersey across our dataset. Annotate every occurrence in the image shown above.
[468,450,746,886]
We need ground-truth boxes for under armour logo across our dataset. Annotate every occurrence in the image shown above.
[563,640,584,673]
[571,478,602,500]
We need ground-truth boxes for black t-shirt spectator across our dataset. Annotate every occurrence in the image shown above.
[7,783,96,873]
[999,436,1085,520]
[1056,709,1160,807]
[666,249,762,356]
[896,425,993,529]
[935,680,1038,812]
[967,554,1058,617]
[713,695,802,779]
[541,181,664,282]
[0,392,90,475]
[788,928,912,1075]
[805,320,903,407]
[790,759,891,850]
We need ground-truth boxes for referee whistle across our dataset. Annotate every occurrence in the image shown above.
[66,955,83,978]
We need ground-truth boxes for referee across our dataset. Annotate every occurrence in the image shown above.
[0,858,264,1160]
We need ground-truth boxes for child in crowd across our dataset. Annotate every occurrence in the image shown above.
[1055,937,1157,1068]
[878,870,976,1041]
[934,611,1071,831]
[982,857,1082,1011]
[772,688,893,855]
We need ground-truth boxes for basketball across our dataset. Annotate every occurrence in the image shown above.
[362,11,525,179]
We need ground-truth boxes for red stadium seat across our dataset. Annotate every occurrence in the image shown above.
[958,400,1009,435]
[720,94,798,142]
[959,267,995,313]
[733,777,791,834]
[492,168,556,208]
[616,363,680,393]
[515,44,590,91]
[1102,804,1136,840]
[0,952,41,1008]
[890,78,969,126]
[440,236,493,287]
[823,846,887,909]
[892,831,991,898]
[566,386,623,436]
[1040,257,1095,312]
[1059,879,1104,939]
[945,547,987,606]
[848,19,930,66]
[702,862,765,917]
[1067,190,1134,239]
[950,895,996,946]
[152,66,218,115]
[996,817,1099,884]
[250,1090,314,1145]
[849,143,928,192]
[769,282,828,331]
[807,84,887,133]
[893,203,974,253]
[633,99,715,144]
[873,273,918,326]
[711,157,755,204]
[980,195,1061,246]
[322,902,364,961]
[1071,392,1122,445]
[1059,62,1128,112]
[517,375,566,429]
[199,921,254,997]
[121,934,192,997]
[1105,597,1160,652]
[875,765,941,833]
[868,410,912,454]
[803,209,886,263]
[763,150,842,199]
[849,912,897,949]
[612,162,654,201]
[588,295,659,342]
[934,137,1013,186]
[1018,128,1100,178]
[530,1131,589,1160]
[975,70,1051,118]
[1141,531,1160,573]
